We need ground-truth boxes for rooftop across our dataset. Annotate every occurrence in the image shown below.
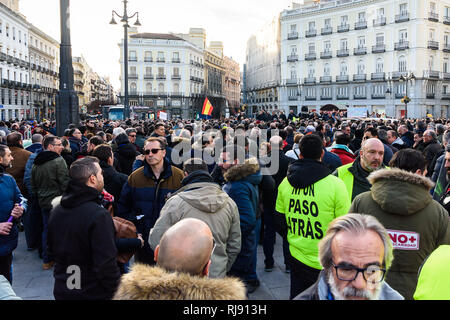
[130,33,185,41]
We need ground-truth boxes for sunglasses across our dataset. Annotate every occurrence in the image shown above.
[128,134,136,137]
[144,148,164,155]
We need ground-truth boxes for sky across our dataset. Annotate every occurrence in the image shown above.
[19,0,295,91]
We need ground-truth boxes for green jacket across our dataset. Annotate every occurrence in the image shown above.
[31,151,70,211]
[414,245,450,300]
[276,159,350,270]
[350,168,450,300]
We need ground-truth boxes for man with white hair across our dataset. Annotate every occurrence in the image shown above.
[294,214,403,300]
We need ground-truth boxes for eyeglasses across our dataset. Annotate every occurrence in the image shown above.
[52,143,62,147]
[144,148,164,155]
[128,134,136,138]
[332,262,386,283]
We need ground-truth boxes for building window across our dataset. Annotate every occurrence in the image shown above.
[340,39,348,50]
[340,61,347,75]
[130,82,137,93]
[376,58,384,73]
[444,59,449,73]
[357,36,365,48]
[324,18,331,28]
[358,12,366,22]
[376,33,384,45]
[429,55,434,70]
[144,51,152,61]
[357,60,365,74]
[324,63,330,76]
[399,3,408,14]
[158,83,164,93]
[398,56,407,72]
[145,82,152,94]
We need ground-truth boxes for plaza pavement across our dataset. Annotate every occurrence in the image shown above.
[11,231,291,300]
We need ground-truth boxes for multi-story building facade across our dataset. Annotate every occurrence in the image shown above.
[223,55,241,115]
[245,14,281,116]
[204,43,225,118]
[73,55,87,108]
[0,0,30,120]
[29,24,59,121]
[119,29,205,119]
[280,0,450,118]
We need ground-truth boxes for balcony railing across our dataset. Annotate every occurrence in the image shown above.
[337,24,350,33]
[320,51,333,59]
[171,74,181,80]
[321,26,333,35]
[305,52,316,60]
[0,52,6,61]
[428,41,439,50]
[286,78,298,85]
[354,94,367,99]
[128,57,137,62]
[443,72,450,80]
[288,32,299,40]
[305,29,317,37]
[444,43,450,52]
[305,95,316,100]
[391,71,408,80]
[354,47,367,55]
[428,12,439,22]
[354,20,367,30]
[353,74,367,82]
[371,72,386,81]
[304,77,316,84]
[321,95,332,100]
[144,74,154,79]
[128,74,138,80]
[427,93,435,99]
[372,93,386,99]
[172,59,181,63]
[425,70,440,79]
[156,74,166,80]
[337,94,349,100]
[144,57,153,62]
[442,93,450,100]
[156,58,165,63]
[373,17,387,27]
[288,95,298,101]
[320,76,332,84]
[444,16,450,25]
[336,75,349,83]
[395,12,410,23]
[336,49,349,57]
[372,44,386,53]
[287,54,298,62]
[394,41,409,51]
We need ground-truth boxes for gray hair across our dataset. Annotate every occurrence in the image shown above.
[443,131,450,145]
[32,134,43,144]
[436,124,445,135]
[319,214,394,271]
[377,129,388,141]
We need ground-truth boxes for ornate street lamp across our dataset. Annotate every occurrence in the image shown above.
[110,0,141,120]
[399,72,415,119]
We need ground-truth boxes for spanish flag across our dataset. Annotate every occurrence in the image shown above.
[202,97,214,116]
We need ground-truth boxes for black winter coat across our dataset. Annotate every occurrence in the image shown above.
[48,182,121,300]
[114,142,139,176]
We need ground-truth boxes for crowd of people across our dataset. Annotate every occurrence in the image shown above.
[0,110,449,300]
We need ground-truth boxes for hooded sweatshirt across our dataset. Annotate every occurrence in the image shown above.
[276,159,350,269]
[149,170,241,278]
[350,168,450,300]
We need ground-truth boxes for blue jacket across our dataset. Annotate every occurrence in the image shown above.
[222,159,262,275]
[23,150,41,197]
[25,143,42,154]
[117,158,184,257]
[0,167,24,256]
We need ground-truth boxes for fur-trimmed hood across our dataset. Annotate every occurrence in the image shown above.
[223,157,260,183]
[113,264,247,300]
[367,168,434,215]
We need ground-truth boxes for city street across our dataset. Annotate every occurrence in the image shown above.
[11,231,290,300]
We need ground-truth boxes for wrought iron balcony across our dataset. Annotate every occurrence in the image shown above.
[321,95,332,100]
[288,32,299,40]
[305,29,317,37]
[391,71,408,80]
[354,94,367,99]
[321,26,333,35]
[373,17,386,27]
[320,76,332,84]
[444,16,450,25]
[305,52,316,60]
[0,52,6,61]
[395,12,409,23]
[427,93,435,99]
[336,75,349,83]
[337,24,350,33]
[304,77,316,85]
[394,41,409,51]
[442,93,450,100]
[354,20,367,30]
[320,51,333,59]
[172,59,181,63]
[156,74,167,80]
[372,93,386,99]
[444,43,450,52]
[428,12,439,22]
[443,72,450,80]
[428,41,439,50]
[424,70,440,79]
[129,74,138,80]
[156,58,165,63]
[337,94,349,100]
[288,95,299,101]
[353,74,367,82]
[287,54,298,62]
[144,57,153,62]
[305,95,316,100]
[371,72,385,81]
[372,44,386,53]
[354,47,367,55]
[336,49,349,57]
[286,78,298,85]
[171,74,181,80]
[144,74,154,79]
[128,57,137,62]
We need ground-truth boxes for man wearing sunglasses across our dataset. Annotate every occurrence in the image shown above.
[295,214,403,300]
[117,137,184,265]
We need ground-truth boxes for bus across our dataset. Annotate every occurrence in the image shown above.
[102,105,124,120]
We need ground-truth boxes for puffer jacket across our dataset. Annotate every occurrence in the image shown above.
[30,151,70,211]
[117,158,184,259]
[350,168,450,300]
[113,264,246,300]
[0,166,23,257]
[223,158,262,277]
[149,170,241,278]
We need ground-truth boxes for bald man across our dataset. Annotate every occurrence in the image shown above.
[155,218,214,277]
[113,218,247,300]
[334,138,386,202]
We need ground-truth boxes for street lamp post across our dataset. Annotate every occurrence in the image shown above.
[57,0,79,136]
[399,72,415,119]
[110,0,141,120]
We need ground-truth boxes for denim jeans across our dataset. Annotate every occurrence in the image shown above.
[41,209,52,263]
[262,208,276,267]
